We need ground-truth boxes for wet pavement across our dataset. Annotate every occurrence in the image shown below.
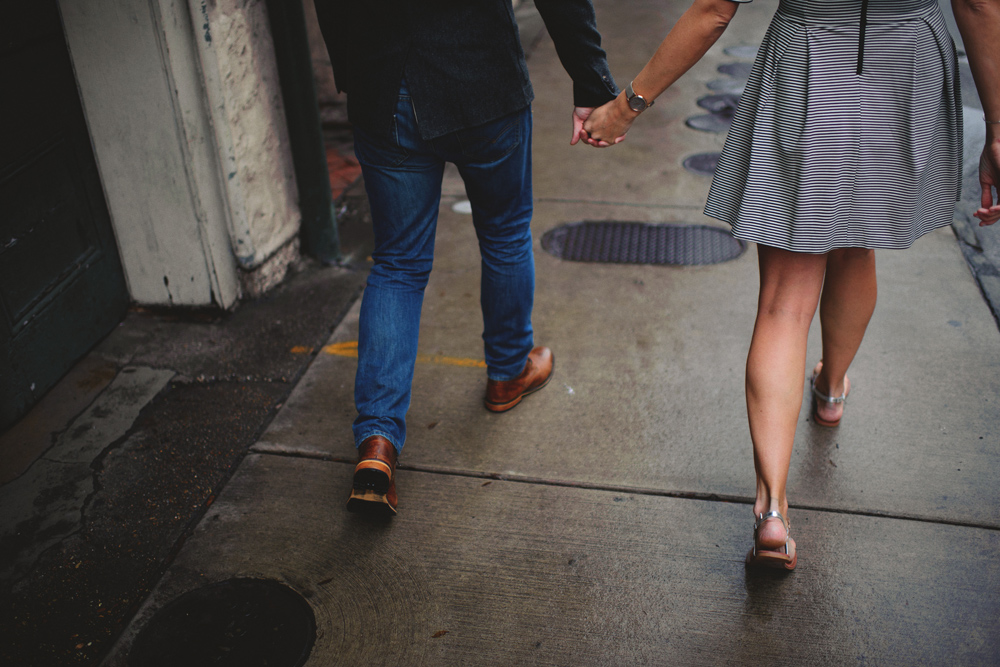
[2,0,999,665]
[0,186,374,665]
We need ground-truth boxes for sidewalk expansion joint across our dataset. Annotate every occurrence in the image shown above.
[258,449,1000,532]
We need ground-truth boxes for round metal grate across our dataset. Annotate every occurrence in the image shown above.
[697,93,741,114]
[686,113,733,132]
[687,93,741,133]
[683,153,720,175]
[706,78,745,94]
[724,45,759,59]
[129,578,316,667]
[541,222,746,266]
[717,62,754,80]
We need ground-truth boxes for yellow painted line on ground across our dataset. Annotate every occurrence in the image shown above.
[323,341,358,357]
[320,341,486,368]
[289,346,314,355]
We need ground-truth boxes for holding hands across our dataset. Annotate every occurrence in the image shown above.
[568,0,741,148]
[579,96,634,147]
[570,104,628,147]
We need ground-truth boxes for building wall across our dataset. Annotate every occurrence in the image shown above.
[58,0,302,308]
[201,0,299,267]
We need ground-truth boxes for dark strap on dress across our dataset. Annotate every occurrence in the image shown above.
[856,0,869,74]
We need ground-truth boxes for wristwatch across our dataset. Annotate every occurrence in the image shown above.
[626,80,654,113]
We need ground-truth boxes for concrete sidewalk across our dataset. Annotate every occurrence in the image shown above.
[57,0,1000,664]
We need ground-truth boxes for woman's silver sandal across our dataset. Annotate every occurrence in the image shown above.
[746,510,797,570]
[810,366,848,427]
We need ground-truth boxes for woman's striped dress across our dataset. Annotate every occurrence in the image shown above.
[704,0,963,253]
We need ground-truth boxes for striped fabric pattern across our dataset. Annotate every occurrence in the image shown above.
[704,0,963,253]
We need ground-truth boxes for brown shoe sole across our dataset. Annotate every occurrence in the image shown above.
[346,488,397,516]
[347,457,396,515]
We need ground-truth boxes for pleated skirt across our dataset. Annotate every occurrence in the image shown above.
[704,0,963,253]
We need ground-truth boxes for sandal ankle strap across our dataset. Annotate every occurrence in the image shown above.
[811,375,847,405]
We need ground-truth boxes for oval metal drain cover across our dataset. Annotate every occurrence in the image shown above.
[696,93,740,114]
[129,578,316,667]
[724,45,759,59]
[541,222,746,266]
[718,62,753,80]
[686,113,734,133]
[683,153,720,175]
[706,79,745,94]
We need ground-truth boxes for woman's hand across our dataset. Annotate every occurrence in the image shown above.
[581,96,634,147]
[575,0,739,148]
[975,139,1000,226]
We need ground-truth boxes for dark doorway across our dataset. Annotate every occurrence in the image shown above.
[0,2,129,431]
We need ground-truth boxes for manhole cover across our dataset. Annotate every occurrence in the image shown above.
[686,113,733,133]
[687,93,741,132]
[706,79,745,94]
[683,153,720,175]
[697,93,740,114]
[541,222,746,266]
[718,62,754,80]
[129,578,316,667]
[724,45,759,59]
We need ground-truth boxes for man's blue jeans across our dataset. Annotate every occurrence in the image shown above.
[351,81,535,454]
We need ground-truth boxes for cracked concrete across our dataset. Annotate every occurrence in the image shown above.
[0,186,372,666]
[0,368,173,583]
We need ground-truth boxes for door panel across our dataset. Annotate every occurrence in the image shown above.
[0,0,129,431]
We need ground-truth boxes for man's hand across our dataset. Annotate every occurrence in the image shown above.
[571,107,603,146]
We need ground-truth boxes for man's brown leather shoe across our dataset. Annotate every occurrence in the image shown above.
[347,435,398,516]
[484,346,554,412]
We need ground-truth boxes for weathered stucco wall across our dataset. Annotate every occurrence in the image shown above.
[206,0,300,266]
[59,0,241,307]
[60,0,304,306]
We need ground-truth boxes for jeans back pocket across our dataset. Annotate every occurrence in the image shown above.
[354,114,411,169]
[456,111,523,163]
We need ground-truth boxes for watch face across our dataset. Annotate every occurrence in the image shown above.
[628,95,646,112]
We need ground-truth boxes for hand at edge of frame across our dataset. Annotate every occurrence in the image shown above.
[976,143,1000,226]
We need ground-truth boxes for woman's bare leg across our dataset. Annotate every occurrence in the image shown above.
[813,248,877,424]
[746,245,827,545]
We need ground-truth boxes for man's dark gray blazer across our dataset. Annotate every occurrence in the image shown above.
[314,0,620,140]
